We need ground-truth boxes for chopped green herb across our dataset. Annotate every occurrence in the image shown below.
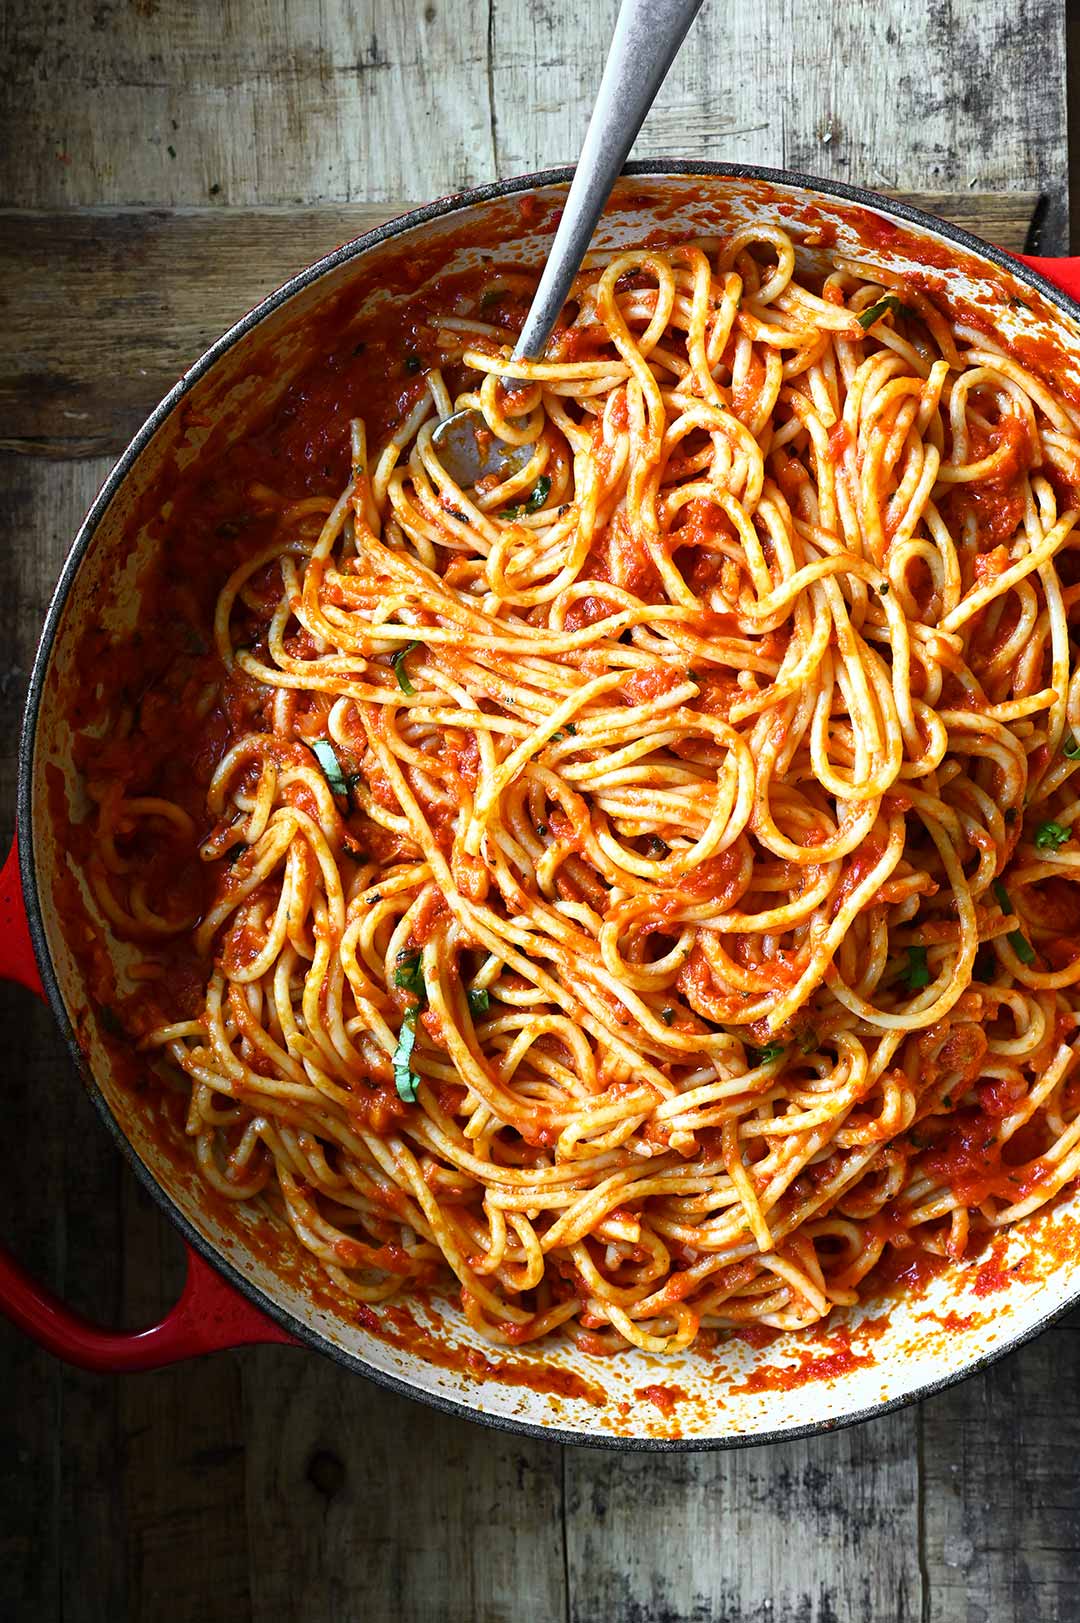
[312,738,349,797]
[686,668,699,682]
[1008,297,1029,312]
[660,1007,675,1026]
[551,730,565,743]
[502,475,552,519]
[647,836,670,857]
[903,945,931,990]
[392,640,420,695]
[992,879,1037,962]
[535,823,548,838]
[878,582,890,596]
[393,1006,421,1103]
[98,1005,125,1039]
[565,722,577,736]
[1064,736,1080,759]
[393,949,425,1000]
[1034,820,1069,851]
[857,293,911,330]
[479,287,503,309]
[404,354,422,375]
[797,1029,818,1054]
[467,987,490,1016]
[749,1042,786,1066]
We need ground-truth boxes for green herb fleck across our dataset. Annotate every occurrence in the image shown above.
[749,1042,786,1066]
[857,293,911,330]
[1034,820,1069,851]
[393,949,425,1000]
[479,287,503,309]
[502,475,552,519]
[566,722,577,735]
[798,1029,818,1054]
[878,582,890,596]
[660,1007,675,1026]
[98,1005,125,1040]
[686,668,699,682]
[392,640,420,695]
[903,945,931,990]
[312,738,348,797]
[992,879,1037,963]
[467,987,490,1016]
[647,836,670,857]
[535,823,548,838]
[393,1006,421,1103]
[1063,736,1080,759]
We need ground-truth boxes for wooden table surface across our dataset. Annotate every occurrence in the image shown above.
[3,3,1080,1619]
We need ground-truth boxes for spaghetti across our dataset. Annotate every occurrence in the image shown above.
[86,226,1080,1353]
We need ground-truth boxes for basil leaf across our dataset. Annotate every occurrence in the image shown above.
[502,475,552,519]
[1064,736,1080,759]
[857,293,911,330]
[467,987,490,1015]
[393,1006,421,1103]
[903,945,930,990]
[312,738,348,797]
[992,880,1037,963]
[392,640,420,695]
[1034,820,1069,850]
[748,1042,785,1065]
[394,949,425,1000]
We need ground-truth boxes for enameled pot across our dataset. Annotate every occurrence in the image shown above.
[7,163,1080,1448]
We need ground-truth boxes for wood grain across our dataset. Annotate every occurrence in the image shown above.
[921,1315,1080,1623]
[241,1350,566,1623]
[0,191,1043,458]
[563,1414,922,1623]
[0,0,1066,252]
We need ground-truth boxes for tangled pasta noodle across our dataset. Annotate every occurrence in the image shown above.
[92,225,1080,1354]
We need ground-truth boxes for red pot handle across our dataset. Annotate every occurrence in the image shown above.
[0,836,296,1369]
[1016,253,1080,302]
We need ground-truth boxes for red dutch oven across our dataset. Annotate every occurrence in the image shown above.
[5,164,1080,1447]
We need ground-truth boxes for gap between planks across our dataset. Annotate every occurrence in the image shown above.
[0,191,1041,459]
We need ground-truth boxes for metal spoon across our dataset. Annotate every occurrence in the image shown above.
[431,0,707,488]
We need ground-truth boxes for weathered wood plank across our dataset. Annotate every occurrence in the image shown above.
[564,1411,922,1623]
[921,1310,1080,1623]
[0,1,493,210]
[119,1176,253,1623]
[490,0,1067,250]
[241,1349,567,1623]
[2,0,1063,253]
[0,192,1043,457]
[0,455,130,1623]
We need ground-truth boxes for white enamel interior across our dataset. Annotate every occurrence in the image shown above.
[27,170,1080,1443]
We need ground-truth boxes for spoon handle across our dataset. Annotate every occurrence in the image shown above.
[511,0,706,365]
